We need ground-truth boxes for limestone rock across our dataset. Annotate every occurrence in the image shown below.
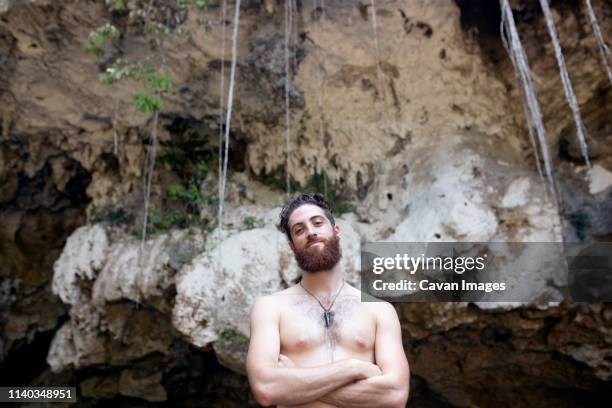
[587,164,612,195]
[102,303,173,366]
[91,229,201,312]
[47,320,107,372]
[376,132,564,306]
[172,227,286,348]
[47,227,198,373]
[51,225,108,305]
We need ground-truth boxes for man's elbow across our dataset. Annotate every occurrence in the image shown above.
[251,381,278,407]
[386,386,409,408]
[247,363,278,406]
[252,383,271,407]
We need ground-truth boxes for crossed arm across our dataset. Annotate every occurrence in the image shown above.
[246,296,410,407]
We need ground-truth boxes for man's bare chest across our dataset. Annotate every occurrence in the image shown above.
[278,295,376,355]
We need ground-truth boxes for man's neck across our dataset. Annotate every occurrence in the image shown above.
[300,264,344,299]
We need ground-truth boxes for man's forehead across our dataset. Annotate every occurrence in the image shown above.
[288,204,326,226]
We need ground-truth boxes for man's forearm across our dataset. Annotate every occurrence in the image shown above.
[252,358,360,407]
[319,373,408,408]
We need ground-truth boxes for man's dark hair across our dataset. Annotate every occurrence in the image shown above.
[278,192,336,243]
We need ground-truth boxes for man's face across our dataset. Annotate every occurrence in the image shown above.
[288,204,342,272]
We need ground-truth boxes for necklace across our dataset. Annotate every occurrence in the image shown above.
[299,279,345,328]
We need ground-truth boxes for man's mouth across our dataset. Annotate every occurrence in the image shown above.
[307,241,324,248]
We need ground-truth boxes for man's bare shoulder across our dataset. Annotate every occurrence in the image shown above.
[342,283,362,297]
[363,299,400,326]
[351,286,398,317]
[269,284,304,299]
[251,285,303,310]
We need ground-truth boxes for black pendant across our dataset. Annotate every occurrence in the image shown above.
[323,311,334,328]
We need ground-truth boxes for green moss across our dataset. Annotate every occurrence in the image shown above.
[334,201,356,215]
[262,166,356,216]
[308,169,354,215]
[243,216,263,230]
[220,329,249,346]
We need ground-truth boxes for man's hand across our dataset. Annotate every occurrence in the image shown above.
[353,359,383,380]
[278,354,296,368]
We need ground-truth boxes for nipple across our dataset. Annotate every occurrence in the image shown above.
[355,336,366,349]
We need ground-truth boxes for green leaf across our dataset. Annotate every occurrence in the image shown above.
[167,184,188,200]
[108,0,126,11]
[193,160,210,179]
[133,92,162,113]
[145,71,173,92]
[177,0,209,9]
[99,71,116,85]
[83,24,119,58]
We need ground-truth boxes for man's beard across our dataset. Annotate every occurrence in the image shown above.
[294,235,342,273]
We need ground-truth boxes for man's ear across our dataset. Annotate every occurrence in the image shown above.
[288,241,295,252]
[334,224,341,238]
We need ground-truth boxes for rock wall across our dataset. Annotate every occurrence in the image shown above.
[1,0,611,406]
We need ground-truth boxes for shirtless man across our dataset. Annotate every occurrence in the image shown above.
[246,192,410,407]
